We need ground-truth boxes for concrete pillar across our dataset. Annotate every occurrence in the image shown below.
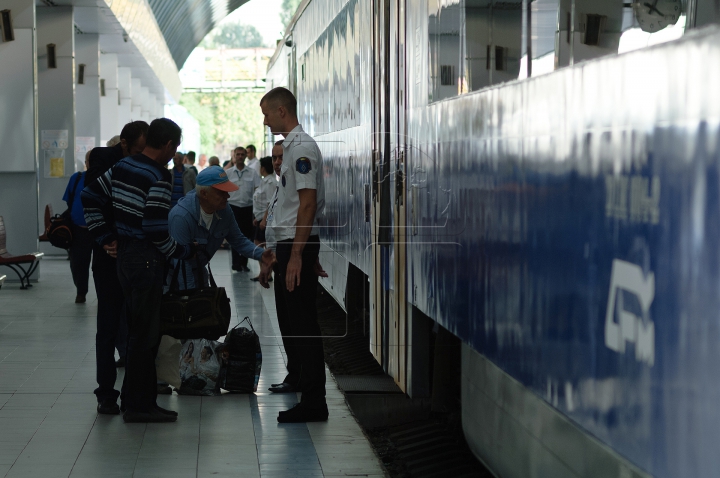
[37,6,75,257]
[0,0,41,280]
[131,77,142,121]
[118,67,132,127]
[99,53,119,144]
[75,33,100,170]
[140,86,151,123]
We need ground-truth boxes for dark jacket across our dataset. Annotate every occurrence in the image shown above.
[86,143,125,186]
[82,143,126,236]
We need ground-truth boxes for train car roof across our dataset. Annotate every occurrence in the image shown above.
[268,0,313,72]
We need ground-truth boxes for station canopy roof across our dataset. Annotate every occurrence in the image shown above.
[37,0,250,101]
[147,0,250,71]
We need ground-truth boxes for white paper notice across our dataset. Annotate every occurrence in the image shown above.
[75,137,95,154]
[41,130,69,150]
[75,137,96,171]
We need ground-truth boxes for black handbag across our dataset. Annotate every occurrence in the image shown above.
[47,173,83,250]
[160,258,232,340]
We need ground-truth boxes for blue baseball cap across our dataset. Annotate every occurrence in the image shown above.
[196,166,238,192]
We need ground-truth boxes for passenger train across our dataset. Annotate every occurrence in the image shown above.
[266,0,720,476]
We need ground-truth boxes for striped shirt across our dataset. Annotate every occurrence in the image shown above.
[171,167,184,206]
[81,153,192,259]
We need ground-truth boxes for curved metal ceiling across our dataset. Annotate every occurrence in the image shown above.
[147,0,249,70]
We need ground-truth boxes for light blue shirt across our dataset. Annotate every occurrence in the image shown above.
[168,190,263,289]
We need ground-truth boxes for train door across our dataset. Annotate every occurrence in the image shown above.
[371,0,391,368]
[388,0,408,391]
[370,0,408,391]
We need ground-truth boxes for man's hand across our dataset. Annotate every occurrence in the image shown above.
[259,216,267,231]
[314,258,328,278]
[258,249,276,289]
[285,252,302,292]
[253,218,259,227]
[103,240,118,258]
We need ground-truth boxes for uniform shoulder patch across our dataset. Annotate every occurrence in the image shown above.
[296,157,312,174]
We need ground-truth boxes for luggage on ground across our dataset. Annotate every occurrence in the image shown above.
[160,258,231,340]
[217,317,262,393]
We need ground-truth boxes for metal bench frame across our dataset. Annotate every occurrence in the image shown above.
[0,216,44,290]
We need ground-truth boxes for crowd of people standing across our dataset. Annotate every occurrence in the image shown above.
[59,87,328,425]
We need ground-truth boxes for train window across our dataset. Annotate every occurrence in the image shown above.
[428,0,701,99]
[428,0,523,102]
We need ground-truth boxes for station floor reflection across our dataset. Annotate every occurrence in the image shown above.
[0,252,385,478]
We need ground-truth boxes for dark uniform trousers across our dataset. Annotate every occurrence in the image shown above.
[274,236,326,407]
[92,243,128,403]
[230,205,254,268]
[117,239,166,413]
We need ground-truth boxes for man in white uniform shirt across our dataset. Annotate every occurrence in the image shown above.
[227,146,260,271]
[244,144,261,177]
[259,87,327,423]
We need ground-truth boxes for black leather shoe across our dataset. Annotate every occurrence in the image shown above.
[241,265,250,272]
[97,399,120,415]
[250,276,260,282]
[277,403,328,423]
[155,405,178,417]
[268,383,296,393]
[75,294,86,304]
[115,357,125,368]
[123,409,177,423]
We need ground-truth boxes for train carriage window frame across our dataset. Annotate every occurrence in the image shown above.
[428,0,524,103]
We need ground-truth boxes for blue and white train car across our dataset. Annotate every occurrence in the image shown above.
[266,0,720,476]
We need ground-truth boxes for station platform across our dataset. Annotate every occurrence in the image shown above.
[0,252,386,478]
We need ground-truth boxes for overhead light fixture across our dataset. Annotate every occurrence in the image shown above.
[1,10,14,42]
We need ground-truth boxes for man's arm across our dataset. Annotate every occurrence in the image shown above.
[226,210,264,261]
[144,180,193,259]
[285,188,317,292]
[81,169,116,247]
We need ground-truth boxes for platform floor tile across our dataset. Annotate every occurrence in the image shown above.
[0,252,385,477]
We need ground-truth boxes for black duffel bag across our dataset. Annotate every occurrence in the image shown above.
[217,317,262,393]
[160,258,231,341]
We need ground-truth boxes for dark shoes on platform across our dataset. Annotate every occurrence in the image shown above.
[123,408,177,423]
[75,294,86,304]
[268,382,296,393]
[277,403,328,423]
[232,265,251,272]
[97,399,120,415]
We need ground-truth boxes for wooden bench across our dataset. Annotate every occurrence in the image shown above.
[38,204,52,242]
[0,216,44,289]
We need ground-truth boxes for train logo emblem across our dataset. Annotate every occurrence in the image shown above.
[604,259,655,366]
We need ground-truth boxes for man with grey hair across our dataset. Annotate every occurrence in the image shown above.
[168,166,275,290]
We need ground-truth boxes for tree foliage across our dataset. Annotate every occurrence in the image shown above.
[201,23,267,49]
[180,91,268,160]
[280,0,302,28]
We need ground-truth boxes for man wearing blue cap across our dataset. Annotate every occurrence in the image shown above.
[169,166,276,290]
